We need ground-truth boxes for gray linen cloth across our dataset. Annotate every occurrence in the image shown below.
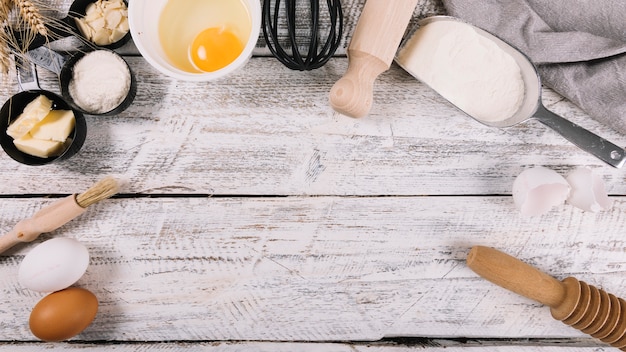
[442,0,626,135]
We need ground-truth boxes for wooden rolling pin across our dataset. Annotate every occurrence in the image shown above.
[329,0,418,118]
[467,246,626,350]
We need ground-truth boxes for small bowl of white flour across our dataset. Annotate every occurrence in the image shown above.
[60,49,136,116]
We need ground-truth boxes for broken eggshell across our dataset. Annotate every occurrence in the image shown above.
[566,167,613,212]
[512,166,570,216]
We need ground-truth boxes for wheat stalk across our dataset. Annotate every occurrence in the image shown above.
[0,0,11,19]
[14,0,46,37]
[0,0,71,79]
[0,0,12,75]
[0,36,10,75]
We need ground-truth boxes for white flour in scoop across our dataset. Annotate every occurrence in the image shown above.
[397,20,524,122]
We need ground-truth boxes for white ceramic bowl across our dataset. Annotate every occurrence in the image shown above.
[128,0,261,81]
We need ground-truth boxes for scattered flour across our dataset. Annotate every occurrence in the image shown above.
[397,20,525,122]
[69,50,131,114]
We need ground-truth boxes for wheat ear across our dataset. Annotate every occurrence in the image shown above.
[0,37,10,75]
[0,0,12,75]
[14,0,47,36]
[0,0,11,19]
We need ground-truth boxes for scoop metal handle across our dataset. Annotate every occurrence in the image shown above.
[534,105,626,168]
[14,54,41,91]
[13,46,67,92]
[25,46,67,75]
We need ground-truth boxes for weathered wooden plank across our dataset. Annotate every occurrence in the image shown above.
[0,197,624,342]
[1,57,623,196]
[0,340,613,352]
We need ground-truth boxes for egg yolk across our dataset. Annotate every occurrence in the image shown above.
[189,27,244,72]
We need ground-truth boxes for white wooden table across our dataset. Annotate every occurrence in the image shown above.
[1,0,625,351]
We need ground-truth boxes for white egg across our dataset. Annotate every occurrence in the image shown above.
[512,166,570,216]
[566,167,613,212]
[18,237,89,293]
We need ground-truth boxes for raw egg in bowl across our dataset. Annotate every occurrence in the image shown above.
[128,0,261,81]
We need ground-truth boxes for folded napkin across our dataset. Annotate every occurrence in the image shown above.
[442,0,626,135]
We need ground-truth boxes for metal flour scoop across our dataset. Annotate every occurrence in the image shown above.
[396,16,626,168]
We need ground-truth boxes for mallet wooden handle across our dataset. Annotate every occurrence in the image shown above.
[467,246,567,308]
[0,195,85,253]
[329,0,418,118]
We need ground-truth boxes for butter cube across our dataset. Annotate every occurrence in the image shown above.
[13,134,64,158]
[29,110,75,142]
[7,95,53,139]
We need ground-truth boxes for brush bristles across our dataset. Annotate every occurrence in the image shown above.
[76,176,120,208]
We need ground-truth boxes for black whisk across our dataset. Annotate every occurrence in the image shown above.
[262,0,343,71]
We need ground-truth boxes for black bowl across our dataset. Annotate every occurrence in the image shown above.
[66,0,132,50]
[59,49,137,116]
[16,0,131,51]
[0,90,87,166]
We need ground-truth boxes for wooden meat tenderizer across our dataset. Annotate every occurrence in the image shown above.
[0,177,119,253]
[467,246,626,350]
[329,0,418,118]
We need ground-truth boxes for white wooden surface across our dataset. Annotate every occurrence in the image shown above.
[0,0,625,351]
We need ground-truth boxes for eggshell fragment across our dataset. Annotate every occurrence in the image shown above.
[512,166,570,216]
[566,167,613,212]
[18,237,89,292]
[29,287,98,341]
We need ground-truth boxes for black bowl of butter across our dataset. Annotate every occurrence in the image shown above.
[0,90,87,166]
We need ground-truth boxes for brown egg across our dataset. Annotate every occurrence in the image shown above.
[29,287,98,341]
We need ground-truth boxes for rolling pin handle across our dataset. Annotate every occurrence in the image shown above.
[467,246,567,308]
[329,50,388,118]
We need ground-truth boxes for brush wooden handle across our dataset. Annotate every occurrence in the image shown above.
[329,0,418,118]
[0,195,85,253]
[467,246,567,308]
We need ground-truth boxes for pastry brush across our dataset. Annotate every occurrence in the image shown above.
[0,176,119,253]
